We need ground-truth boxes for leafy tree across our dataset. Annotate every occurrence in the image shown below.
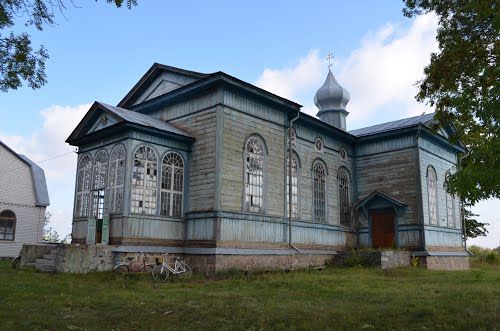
[403,0,499,205]
[0,0,136,91]
[463,205,489,239]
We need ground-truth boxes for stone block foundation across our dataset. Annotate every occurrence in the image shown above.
[420,256,470,270]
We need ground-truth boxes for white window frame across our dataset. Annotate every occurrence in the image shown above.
[244,135,266,213]
[131,145,158,215]
[312,159,327,223]
[160,152,185,218]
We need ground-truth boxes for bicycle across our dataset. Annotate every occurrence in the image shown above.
[151,254,192,281]
[113,252,155,279]
[12,255,21,269]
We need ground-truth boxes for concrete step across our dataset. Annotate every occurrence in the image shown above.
[25,262,37,267]
[36,264,56,272]
[43,254,57,260]
[35,258,56,266]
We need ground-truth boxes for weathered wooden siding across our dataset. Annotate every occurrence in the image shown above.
[418,136,462,248]
[220,93,286,216]
[293,122,355,225]
[119,215,184,240]
[72,220,87,240]
[356,138,419,226]
[424,226,462,247]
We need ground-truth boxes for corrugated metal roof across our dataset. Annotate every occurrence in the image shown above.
[97,102,192,138]
[349,113,435,137]
[17,154,50,207]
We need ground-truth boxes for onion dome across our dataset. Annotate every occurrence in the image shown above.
[314,69,350,112]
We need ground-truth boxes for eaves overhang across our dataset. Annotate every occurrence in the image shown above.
[129,72,302,115]
[67,122,195,147]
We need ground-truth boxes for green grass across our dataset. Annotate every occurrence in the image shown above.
[0,261,499,330]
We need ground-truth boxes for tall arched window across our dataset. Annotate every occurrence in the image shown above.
[161,152,184,218]
[75,155,92,217]
[338,167,351,227]
[0,210,16,241]
[245,135,265,213]
[313,160,326,222]
[107,144,126,214]
[92,150,108,219]
[131,145,158,215]
[286,153,299,218]
[427,166,438,225]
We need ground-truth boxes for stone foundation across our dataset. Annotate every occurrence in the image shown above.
[186,254,332,275]
[21,244,335,274]
[421,256,469,270]
[334,250,410,269]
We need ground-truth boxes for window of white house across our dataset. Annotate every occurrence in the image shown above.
[445,172,455,228]
[313,160,326,222]
[107,144,126,214]
[131,145,158,215]
[160,152,184,218]
[75,155,92,217]
[427,166,438,225]
[286,153,299,218]
[0,210,15,241]
[338,167,351,227]
[92,150,108,218]
[314,137,324,154]
[245,136,265,213]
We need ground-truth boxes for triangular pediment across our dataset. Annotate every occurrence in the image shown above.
[86,112,120,135]
[117,63,209,108]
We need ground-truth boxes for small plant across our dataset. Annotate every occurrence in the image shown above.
[411,256,419,269]
[471,269,484,281]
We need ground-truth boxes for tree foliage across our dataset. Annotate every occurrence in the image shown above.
[0,0,136,91]
[463,206,489,239]
[403,0,499,204]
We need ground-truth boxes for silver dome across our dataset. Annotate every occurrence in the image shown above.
[314,69,350,111]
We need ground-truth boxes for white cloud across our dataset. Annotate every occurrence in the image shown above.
[255,49,324,102]
[0,104,89,238]
[254,13,439,129]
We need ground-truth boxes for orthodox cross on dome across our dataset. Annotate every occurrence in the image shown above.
[326,52,334,70]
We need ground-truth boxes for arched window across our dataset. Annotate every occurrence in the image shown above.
[161,152,184,218]
[312,160,326,222]
[338,167,351,227]
[0,210,15,241]
[286,153,299,218]
[92,150,108,219]
[107,144,126,214]
[245,135,265,213]
[427,166,438,225]
[75,155,92,217]
[131,145,158,215]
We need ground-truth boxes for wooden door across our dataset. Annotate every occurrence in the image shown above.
[370,209,396,248]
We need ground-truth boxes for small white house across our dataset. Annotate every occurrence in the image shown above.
[0,140,50,257]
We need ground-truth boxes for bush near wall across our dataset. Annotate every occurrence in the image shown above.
[469,245,499,265]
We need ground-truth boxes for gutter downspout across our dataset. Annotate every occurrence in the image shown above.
[416,125,426,250]
[288,110,300,253]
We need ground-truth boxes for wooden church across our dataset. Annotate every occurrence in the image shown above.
[65,62,469,272]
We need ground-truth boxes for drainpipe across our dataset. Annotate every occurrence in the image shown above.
[416,125,426,250]
[288,110,300,253]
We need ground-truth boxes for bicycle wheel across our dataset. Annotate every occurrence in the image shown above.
[113,264,130,280]
[139,264,154,274]
[151,265,169,282]
[178,263,192,280]
[12,256,21,269]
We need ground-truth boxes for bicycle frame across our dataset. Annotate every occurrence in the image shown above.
[159,256,187,275]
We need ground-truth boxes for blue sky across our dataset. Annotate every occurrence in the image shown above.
[0,1,498,247]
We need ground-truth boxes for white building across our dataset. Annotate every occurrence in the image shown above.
[0,140,50,258]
